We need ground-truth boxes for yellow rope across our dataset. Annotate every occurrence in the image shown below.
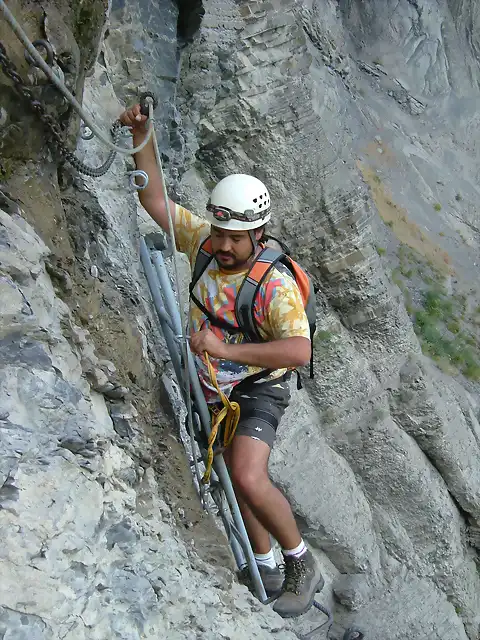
[202,352,240,484]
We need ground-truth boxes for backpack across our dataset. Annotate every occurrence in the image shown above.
[189,236,317,383]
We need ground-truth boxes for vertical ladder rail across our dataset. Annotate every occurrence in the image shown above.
[140,238,267,603]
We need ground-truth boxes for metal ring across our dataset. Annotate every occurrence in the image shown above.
[25,39,54,68]
[129,170,149,190]
[80,123,94,140]
[139,91,158,116]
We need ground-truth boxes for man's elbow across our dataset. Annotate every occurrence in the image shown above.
[289,340,311,368]
[294,354,311,368]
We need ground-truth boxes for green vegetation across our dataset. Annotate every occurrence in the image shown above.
[390,243,480,381]
[316,330,334,342]
[433,203,442,212]
[413,287,480,380]
[376,246,386,256]
[395,245,443,287]
[314,330,336,349]
[447,319,461,334]
[74,0,107,68]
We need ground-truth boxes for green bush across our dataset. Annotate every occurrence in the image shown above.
[433,203,442,211]
[414,290,480,380]
[423,289,453,319]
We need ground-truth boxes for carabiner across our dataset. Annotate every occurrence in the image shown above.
[129,170,149,190]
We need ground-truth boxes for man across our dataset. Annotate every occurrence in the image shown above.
[120,104,323,618]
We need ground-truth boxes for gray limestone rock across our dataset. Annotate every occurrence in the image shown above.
[2,0,480,638]
[0,206,298,639]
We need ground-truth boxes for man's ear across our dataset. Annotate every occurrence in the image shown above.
[254,226,265,241]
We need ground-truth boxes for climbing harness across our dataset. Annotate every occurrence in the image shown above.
[0,5,365,637]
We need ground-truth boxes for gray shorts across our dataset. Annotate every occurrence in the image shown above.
[227,373,291,448]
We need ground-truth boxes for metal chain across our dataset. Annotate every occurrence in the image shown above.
[0,42,119,177]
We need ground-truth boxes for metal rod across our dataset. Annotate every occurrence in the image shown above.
[151,251,183,335]
[211,484,246,569]
[140,239,183,384]
[147,247,267,603]
[300,601,334,639]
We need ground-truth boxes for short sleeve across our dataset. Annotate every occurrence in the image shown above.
[174,205,210,267]
[263,276,311,341]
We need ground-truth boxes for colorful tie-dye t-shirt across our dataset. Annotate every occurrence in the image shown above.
[175,205,310,403]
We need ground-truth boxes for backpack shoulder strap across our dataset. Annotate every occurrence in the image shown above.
[235,247,285,342]
[189,236,213,294]
[264,234,291,256]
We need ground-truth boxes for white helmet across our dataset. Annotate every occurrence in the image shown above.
[205,174,271,231]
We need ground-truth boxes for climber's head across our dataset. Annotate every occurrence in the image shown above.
[205,174,271,270]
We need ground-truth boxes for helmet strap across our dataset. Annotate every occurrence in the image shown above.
[248,229,258,256]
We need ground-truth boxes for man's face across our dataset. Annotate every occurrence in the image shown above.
[211,226,261,270]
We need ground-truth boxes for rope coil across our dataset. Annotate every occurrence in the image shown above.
[202,353,240,484]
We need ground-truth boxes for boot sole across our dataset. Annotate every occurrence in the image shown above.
[273,575,325,619]
[238,573,283,599]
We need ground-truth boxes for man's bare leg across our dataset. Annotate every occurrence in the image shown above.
[224,434,323,618]
[226,435,301,551]
[223,446,271,553]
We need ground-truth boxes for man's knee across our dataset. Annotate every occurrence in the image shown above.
[230,463,268,501]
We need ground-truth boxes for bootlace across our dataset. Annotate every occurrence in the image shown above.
[283,556,308,595]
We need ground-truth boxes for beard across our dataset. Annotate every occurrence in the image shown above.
[213,251,250,270]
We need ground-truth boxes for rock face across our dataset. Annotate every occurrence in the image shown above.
[175,0,480,637]
[0,3,296,639]
[0,216,298,640]
[1,0,480,639]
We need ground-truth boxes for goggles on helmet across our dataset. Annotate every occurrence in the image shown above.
[206,203,269,223]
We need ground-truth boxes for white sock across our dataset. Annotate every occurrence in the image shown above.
[282,539,307,559]
[254,549,277,569]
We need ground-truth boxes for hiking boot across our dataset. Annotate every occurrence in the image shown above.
[272,550,324,618]
[238,564,284,597]
[259,565,284,596]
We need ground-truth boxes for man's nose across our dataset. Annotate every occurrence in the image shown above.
[218,237,233,252]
